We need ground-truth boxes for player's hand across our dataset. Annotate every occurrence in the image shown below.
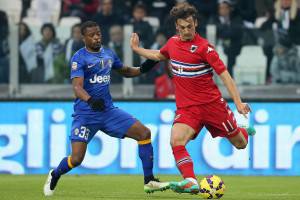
[236,103,251,118]
[130,33,140,51]
[87,97,105,111]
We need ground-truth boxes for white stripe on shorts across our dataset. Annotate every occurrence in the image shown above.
[222,122,229,132]
[227,120,234,130]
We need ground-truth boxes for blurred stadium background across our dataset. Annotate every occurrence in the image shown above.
[1,0,300,199]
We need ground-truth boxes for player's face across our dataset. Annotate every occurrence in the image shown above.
[83,26,102,52]
[176,16,198,41]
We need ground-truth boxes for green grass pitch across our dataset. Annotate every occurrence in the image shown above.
[1,175,300,200]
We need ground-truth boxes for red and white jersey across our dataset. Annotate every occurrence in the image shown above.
[160,33,227,108]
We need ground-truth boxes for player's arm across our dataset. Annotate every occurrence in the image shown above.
[116,59,159,77]
[72,77,105,111]
[203,45,250,117]
[219,71,251,117]
[130,33,167,61]
[72,77,90,101]
[116,65,140,77]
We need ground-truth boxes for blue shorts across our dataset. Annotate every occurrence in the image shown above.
[70,107,137,143]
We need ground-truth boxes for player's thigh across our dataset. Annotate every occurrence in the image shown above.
[173,106,203,142]
[70,119,100,143]
[204,99,239,138]
[171,123,197,146]
[101,107,137,139]
[70,120,102,164]
[125,120,151,141]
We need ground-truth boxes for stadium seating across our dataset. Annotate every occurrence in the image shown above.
[254,16,268,28]
[22,17,42,41]
[57,17,82,43]
[216,45,228,65]
[27,0,61,25]
[234,45,267,85]
[22,16,81,43]
[22,0,62,42]
[0,0,22,23]
[214,45,228,85]
[206,24,217,46]
[144,16,160,33]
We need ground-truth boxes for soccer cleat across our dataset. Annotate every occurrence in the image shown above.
[240,125,256,136]
[246,126,256,136]
[43,169,60,196]
[170,179,200,194]
[144,178,170,193]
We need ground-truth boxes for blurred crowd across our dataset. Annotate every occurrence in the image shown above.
[1,0,300,98]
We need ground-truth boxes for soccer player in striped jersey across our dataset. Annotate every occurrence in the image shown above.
[130,2,256,194]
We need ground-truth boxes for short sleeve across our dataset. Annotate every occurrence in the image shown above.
[159,39,170,59]
[111,50,123,69]
[70,53,84,79]
[201,43,226,75]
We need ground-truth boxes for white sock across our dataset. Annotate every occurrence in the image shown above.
[186,177,198,185]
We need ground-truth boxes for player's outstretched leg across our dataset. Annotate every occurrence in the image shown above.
[170,145,199,194]
[43,141,86,196]
[126,121,170,193]
[228,126,256,150]
[138,139,170,193]
[43,156,74,196]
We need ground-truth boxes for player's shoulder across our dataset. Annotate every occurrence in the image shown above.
[101,46,116,56]
[101,46,111,52]
[168,35,180,42]
[195,34,215,53]
[162,35,180,48]
[72,47,86,59]
[171,35,180,40]
[195,34,209,47]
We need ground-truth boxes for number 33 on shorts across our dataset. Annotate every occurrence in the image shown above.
[74,126,90,141]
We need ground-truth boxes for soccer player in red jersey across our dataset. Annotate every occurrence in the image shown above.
[130,2,256,194]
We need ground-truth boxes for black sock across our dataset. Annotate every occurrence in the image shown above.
[144,175,155,184]
[51,170,60,179]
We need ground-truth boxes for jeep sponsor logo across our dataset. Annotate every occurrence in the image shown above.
[89,74,110,84]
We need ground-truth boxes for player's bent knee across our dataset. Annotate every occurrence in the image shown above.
[139,130,151,141]
[170,139,176,147]
[71,160,82,167]
[234,141,248,149]
[71,155,84,167]
[138,127,151,141]
[170,138,185,147]
[170,132,188,147]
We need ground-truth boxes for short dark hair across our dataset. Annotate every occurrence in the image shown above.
[80,21,99,35]
[41,23,56,38]
[72,23,81,31]
[133,2,147,13]
[170,2,198,22]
